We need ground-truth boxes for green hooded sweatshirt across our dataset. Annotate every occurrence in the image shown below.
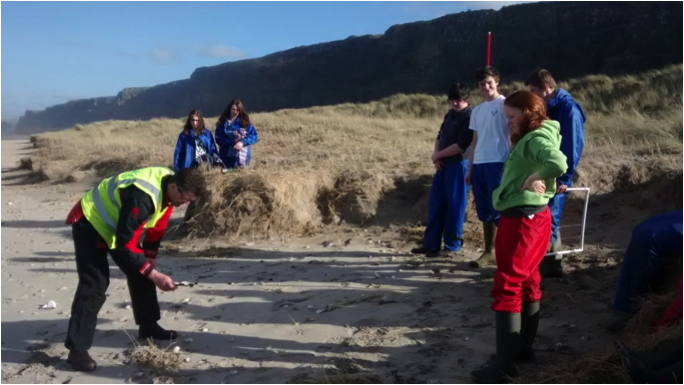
[493,120,568,212]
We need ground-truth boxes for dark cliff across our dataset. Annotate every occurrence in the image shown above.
[16,1,683,131]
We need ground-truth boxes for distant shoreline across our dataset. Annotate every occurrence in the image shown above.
[1,134,30,140]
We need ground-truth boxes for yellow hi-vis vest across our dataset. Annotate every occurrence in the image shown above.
[81,167,173,249]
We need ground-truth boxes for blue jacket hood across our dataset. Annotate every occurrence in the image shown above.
[548,88,586,123]
[545,88,586,185]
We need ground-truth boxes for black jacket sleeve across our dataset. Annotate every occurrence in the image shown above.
[455,112,474,151]
[141,204,173,258]
[436,113,448,142]
[109,185,155,276]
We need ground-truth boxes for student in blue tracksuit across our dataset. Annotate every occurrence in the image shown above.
[411,82,473,256]
[215,99,258,169]
[466,67,511,268]
[173,109,223,171]
[526,69,586,276]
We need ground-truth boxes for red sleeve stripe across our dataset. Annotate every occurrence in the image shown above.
[65,200,84,225]
[125,226,145,255]
[139,262,152,275]
[145,206,173,243]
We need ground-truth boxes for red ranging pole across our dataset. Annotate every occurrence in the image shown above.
[487,31,491,66]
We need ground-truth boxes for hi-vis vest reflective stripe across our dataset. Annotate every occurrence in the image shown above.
[81,167,173,249]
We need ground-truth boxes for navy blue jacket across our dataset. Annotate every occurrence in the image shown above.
[173,129,219,171]
[546,88,586,185]
[215,118,258,168]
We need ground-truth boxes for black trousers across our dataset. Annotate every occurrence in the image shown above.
[65,217,160,351]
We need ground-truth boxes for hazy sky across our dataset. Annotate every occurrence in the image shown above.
[1,1,525,120]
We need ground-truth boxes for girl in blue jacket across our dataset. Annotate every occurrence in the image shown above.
[215,99,258,169]
[173,109,223,171]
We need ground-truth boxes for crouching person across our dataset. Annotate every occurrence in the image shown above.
[64,167,206,372]
[471,91,567,383]
[602,210,683,332]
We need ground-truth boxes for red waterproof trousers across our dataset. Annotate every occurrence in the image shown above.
[491,208,551,313]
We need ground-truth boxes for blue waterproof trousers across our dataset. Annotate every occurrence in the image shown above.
[423,161,470,251]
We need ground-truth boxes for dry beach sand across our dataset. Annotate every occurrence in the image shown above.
[0,137,673,384]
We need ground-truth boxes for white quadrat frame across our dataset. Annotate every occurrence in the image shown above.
[544,187,591,259]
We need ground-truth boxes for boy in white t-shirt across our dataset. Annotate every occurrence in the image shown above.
[466,67,511,268]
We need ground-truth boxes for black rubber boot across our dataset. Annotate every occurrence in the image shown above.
[139,322,178,341]
[616,339,683,383]
[469,222,497,268]
[67,350,97,372]
[471,312,520,383]
[635,361,683,383]
[616,337,683,371]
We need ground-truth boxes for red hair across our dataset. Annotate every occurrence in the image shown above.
[504,91,549,143]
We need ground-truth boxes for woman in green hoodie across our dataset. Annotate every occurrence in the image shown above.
[472,91,567,383]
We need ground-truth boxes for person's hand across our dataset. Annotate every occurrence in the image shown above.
[431,152,441,164]
[556,183,568,194]
[148,270,176,292]
[521,173,546,195]
[465,170,472,185]
[234,141,243,150]
[146,258,157,270]
[433,159,443,171]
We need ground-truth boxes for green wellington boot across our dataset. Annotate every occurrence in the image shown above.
[489,301,539,364]
[539,231,563,277]
[518,302,539,361]
[471,312,521,383]
[469,222,497,268]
